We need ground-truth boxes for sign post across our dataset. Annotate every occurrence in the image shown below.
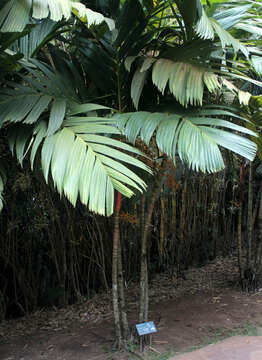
[136,321,157,352]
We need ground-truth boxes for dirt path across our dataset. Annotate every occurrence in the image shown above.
[1,257,262,359]
[171,336,262,360]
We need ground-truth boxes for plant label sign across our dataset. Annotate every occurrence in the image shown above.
[136,321,157,336]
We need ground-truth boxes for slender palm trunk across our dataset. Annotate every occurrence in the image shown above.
[112,192,122,347]
[238,202,244,285]
[238,162,245,288]
[140,195,145,238]
[139,162,165,323]
[178,180,187,269]
[117,238,129,340]
[170,190,177,277]
[256,191,262,274]
[159,194,165,259]
[247,161,253,270]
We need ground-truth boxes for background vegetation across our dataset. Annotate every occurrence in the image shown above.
[1,151,262,319]
[0,0,262,348]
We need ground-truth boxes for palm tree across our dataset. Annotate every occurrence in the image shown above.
[0,0,260,208]
[0,0,261,346]
[114,0,262,329]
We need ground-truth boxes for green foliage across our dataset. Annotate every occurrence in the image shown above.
[0,151,246,319]
[9,116,150,216]
[0,0,70,32]
[0,0,114,33]
[1,0,262,331]
[117,107,257,172]
[152,59,219,107]
[175,0,202,40]
[242,95,262,159]
[0,0,261,216]
[10,19,57,59]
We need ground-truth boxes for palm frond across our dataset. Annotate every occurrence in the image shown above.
[235,22,262,37]
[131,64,149,109]
[117,107,257,173]
[244,95,262,159]
[211,3,253,30]
[174,0,202,41]
[0,60,83,133]
[0,0,70,32]
[251,55,262,76]
[0,0,112,33]
[11,114,151,216]
[10,19,57,59]
[148,52,261,108]
[72,2,115,30]
[196,7,248,57]
[152,59,221,107]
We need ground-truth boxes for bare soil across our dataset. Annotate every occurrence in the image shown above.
[1,256,262,360]
[171,336,262,360]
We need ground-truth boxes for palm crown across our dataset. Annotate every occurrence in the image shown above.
[0,0,261,215]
